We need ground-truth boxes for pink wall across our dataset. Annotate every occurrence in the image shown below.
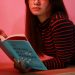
[0,0,25,36]
[0,0,25,63]
[0,0,75,63]
[64,0,75,24]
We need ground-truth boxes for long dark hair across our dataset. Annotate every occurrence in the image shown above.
[25,0,68,54]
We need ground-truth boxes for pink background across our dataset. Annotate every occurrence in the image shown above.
[0,0,75,63]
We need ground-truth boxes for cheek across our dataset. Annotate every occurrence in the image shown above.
[41,1,50,9]
[28,1,33,8]
[29,3,33,11]
[41,4,50,11]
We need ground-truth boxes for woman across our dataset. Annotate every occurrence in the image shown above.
[14,0,75,72]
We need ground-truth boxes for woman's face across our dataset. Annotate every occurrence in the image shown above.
[28,0,51,16]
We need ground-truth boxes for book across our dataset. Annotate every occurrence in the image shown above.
[0,34,47,70]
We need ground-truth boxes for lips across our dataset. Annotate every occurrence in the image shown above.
[32,7,41,11]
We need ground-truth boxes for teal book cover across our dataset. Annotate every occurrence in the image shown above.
[0,35,47,70]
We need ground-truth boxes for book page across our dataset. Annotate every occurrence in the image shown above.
[5,34,26,40]
[0,34,27,41]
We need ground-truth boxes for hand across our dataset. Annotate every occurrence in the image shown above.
[0,29,7,38]
[14,58,31,73]
[40,54,54,61]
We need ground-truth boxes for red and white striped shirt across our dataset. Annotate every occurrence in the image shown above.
[37,12,75,69]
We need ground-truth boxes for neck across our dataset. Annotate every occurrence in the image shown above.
[38,14,50,23]
[37,10,50,23]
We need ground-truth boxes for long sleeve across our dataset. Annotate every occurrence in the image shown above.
[39,13,75,69]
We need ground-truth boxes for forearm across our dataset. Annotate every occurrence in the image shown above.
[43,57,69,69]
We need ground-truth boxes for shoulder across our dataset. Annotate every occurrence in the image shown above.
[51,12,71,24]
[50,12,74,29]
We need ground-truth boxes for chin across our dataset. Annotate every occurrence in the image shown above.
[32,12,41,16]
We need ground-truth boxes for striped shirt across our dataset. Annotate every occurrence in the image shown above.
[37,12,75,69]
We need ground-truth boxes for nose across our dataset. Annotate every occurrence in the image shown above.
[34,0,40,5]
